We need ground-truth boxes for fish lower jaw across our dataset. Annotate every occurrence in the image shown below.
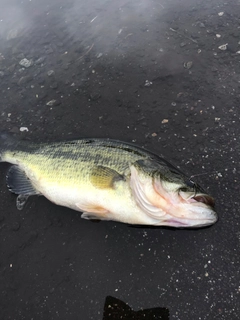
[161,218,217,228]
[159,205,218,227]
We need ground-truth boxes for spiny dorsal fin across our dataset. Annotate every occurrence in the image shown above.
[90,165,124,189]
[6,165,39,195]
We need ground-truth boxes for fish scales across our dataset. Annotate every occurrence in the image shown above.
[12,140,150,171]
[2,140,149,196]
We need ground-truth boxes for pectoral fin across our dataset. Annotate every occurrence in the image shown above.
[81,212,111,221]
[76,202,110,220]
[90,165,124,189]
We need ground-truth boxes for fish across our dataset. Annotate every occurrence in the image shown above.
[0,133,217,228]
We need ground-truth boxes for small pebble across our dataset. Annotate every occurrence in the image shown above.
[162,119,169,124]
[19,58,33,68]
[47,70,54,77]
[46,99,57,106]
[218,44,228,51]
[144,80,152,87]
[20,127,29,132]
[184,61,193,69]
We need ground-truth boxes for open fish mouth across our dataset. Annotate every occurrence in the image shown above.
[192,194,215,207]
[159,192,217,227]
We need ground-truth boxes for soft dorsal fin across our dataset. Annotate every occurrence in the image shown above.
[6,165,39,195]
[90,165,123,189]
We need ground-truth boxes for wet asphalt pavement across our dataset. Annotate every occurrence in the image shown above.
[0,0,240,319]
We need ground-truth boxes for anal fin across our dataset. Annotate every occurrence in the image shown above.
[6,165,39,196]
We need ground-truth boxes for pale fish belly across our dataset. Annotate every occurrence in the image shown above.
[37,176,156,225]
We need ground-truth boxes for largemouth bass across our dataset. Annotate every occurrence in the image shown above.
[0,133,217,227]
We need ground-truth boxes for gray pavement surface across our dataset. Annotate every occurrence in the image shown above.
[0,0,239,319]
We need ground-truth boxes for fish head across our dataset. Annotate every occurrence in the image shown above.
[130,159,217,228]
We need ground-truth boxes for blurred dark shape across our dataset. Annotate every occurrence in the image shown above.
[103,296,169,320]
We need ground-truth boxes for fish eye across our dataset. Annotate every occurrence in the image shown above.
[179,179,197,194]
[178,187,189,193]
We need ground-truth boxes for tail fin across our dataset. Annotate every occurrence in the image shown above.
[0,132,18,162]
